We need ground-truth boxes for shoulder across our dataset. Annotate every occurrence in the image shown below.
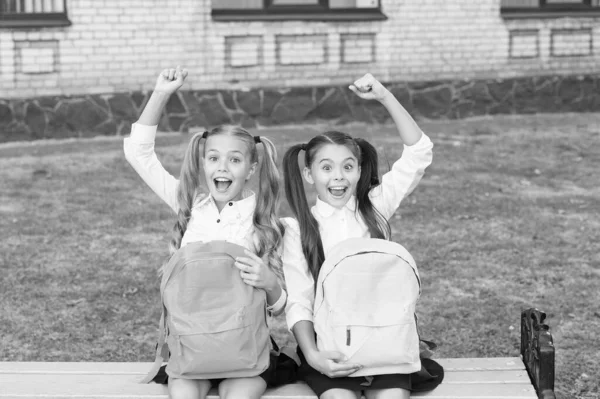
[192,191,209,208]
[280,217,300,236]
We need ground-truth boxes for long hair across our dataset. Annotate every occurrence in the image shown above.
[162,125,285,284]
[282,131,390,284]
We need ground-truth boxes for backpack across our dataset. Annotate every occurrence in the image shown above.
[141,241,270,382]
[313,238,421,377]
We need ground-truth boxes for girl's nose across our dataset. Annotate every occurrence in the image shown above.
[332,168,343,180]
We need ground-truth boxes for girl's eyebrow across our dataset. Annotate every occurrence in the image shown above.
[206,149,244,156]
[318,157,356,164]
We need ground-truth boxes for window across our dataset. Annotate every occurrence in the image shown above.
[501,0,600,18]
[0,0,70,28]
[212,0,386,21]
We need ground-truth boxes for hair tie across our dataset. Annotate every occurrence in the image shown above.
[300,144,307,151]
[201,131,209,140]
[253,136,261,144]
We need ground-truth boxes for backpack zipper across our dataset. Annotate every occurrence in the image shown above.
[346,326,351,346]
[175,335,183,356]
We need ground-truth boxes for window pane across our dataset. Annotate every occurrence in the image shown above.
[53,0,64,12]
[330,0,356,7]
[212,0,262,9]
[330,0,379,8]
[1,0,65,13]
[501,0,539,7]
[271,0,319,4]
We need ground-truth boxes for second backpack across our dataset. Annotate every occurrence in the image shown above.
[313,238,422,377]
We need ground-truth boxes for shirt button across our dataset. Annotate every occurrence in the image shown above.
[229,202,233,206]
[216,219,220,223]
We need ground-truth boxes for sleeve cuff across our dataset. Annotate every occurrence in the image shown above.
[129,123,158,144]
[286,309,314,332]
[403,131,432,151]
[266,288,287,317]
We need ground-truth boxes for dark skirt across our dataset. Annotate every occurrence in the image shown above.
[151,362,276,387]
[297,348,444,397]
[151,337,298,388]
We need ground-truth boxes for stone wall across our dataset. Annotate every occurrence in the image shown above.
[2,74,598,142]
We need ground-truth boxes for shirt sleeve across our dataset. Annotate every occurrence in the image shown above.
[123,123,179,213]
[369,132,433,219]
[281,217,315,331]
[266,287,287,317]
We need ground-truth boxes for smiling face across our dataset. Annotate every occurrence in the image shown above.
[202,134,257,211]
[303,143,361,209]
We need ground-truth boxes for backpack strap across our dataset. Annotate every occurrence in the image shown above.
[140,277,173,383]
[139,309,169,383]
[140,248,182,384]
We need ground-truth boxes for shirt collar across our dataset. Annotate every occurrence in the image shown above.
[195,189,256,217]
[314,195,357,217]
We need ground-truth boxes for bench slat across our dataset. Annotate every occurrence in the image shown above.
[0,357,526,374]
[0,369,532,384]
[0,376,537,399]
[0,358,537,399]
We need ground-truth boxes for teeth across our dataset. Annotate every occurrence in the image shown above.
[215,178,231,182]
[329,187,347,197]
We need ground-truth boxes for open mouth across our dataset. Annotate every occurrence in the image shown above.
[214,177,232,193]
[328,186,348,198]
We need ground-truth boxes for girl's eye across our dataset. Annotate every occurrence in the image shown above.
[322,165,331,171]
[344,164,354,170]
[208,156,218,162]
[231,157,241,163]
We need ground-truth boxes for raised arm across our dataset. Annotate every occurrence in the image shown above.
[138,67,187,125]
[350,73,422,145]
[123,67,189,212]
[350,74,433,219]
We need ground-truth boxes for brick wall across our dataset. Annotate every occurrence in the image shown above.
[1,0,599,99]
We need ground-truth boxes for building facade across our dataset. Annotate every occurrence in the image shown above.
[0,0,599,141]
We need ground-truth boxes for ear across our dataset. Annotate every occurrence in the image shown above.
[302,166,314,185]
[246,162,258,181]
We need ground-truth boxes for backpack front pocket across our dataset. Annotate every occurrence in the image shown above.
[166,307,259,377]
[328,306,420,367]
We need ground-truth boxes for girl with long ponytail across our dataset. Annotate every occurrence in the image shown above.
[124,67,287,399]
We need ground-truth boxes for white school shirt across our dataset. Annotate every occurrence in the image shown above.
[124,122,286,315]
[282,132,433,331]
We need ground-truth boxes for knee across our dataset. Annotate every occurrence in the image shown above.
[169,385,196,399]
[219,377,266,399]
[320,389,361,399]
[168,378,210,399]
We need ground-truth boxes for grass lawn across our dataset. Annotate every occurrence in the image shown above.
[1,113,599,399]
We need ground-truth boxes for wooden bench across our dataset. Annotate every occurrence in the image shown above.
[0,309,555,399]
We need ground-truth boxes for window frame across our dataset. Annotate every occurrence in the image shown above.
[212,0,387,22]
[501,0,600,18]
[0,0,71,28]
